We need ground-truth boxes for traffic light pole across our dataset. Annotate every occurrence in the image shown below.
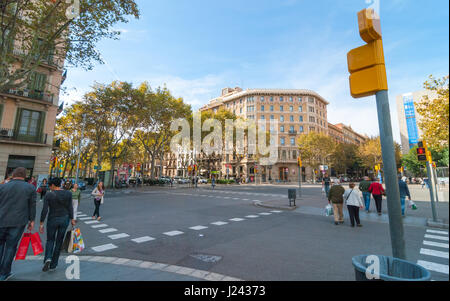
[426,161,438,222]
[375,90,406,260]
[298,165,302,199]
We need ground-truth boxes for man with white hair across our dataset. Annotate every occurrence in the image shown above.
[328,178,345,225]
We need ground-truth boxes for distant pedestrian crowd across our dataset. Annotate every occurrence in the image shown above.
[0,167,107,281]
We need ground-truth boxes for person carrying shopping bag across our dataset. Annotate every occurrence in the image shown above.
[0,167,36,281]
[368,180,385,216]
[71,184,81,220]
[91,182,105,221]
[328,179,345,225]
[358,176,372,213]
[40,178,76,272]
[344,183,364,228]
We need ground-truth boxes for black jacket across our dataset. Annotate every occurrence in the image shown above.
[0,179,37,227]
[40,190,74,222]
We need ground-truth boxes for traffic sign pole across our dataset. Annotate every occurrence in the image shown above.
[375,90,406,260]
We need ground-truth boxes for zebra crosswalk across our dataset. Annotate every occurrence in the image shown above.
[417,229,449,279]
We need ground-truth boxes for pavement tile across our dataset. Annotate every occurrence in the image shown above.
[123,260,144,267]
[111,258,130,265]
[161,265,182,273]
[176,267,196,275]
[139,261,156,269]
[204,273,226,281]
[222,276,243,281]
[149,263,168,270]
[190,270,210,279]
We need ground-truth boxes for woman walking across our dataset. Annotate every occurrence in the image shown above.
[344,183,364,227]
[71,183,81,220]
[38,179,49,201]
[368,180,385,216]
[40,178,76,272]
[91,182,105,221]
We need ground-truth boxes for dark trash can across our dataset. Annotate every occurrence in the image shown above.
[352,255,431,281]
[288,189,296,207]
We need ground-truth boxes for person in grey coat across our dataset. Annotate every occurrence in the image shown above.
[0,167,36,281]
[398,176,411,216]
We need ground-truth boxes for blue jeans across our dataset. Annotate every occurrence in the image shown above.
[324,185,330,198]
[44,216,70,269]
[0,226,26,276]
[400,196,406,216]
[362,192,371,211]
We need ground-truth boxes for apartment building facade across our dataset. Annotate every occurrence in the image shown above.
[195,87,330,183]
[0,50,64,181]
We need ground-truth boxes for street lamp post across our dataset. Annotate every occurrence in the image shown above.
[75,114,86,184]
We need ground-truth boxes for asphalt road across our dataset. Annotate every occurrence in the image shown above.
[32,184,449,281]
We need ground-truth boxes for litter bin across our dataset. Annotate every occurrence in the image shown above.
[288,189,296,207]
[352,255,431,281]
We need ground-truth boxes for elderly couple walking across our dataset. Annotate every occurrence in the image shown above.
[327,179,364,227]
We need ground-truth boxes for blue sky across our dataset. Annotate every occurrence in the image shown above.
[61,0,449,142]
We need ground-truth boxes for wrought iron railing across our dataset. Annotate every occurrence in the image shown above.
[0,128,48,144]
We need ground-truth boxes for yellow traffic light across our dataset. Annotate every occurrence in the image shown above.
[297,157,302,167]
[347,8,387,99]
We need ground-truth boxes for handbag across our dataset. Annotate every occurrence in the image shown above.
[15,233,31,260]
[61,228,74,253]
[408,200,418,210]
[30,233,44,256]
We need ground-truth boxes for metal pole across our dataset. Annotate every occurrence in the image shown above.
[298,165,302,199]
[432,165,440,203]
[426,162,438,221]
[375,90,406,260]
[75,115,86,183]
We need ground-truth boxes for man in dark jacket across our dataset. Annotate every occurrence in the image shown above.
[0,167,36,281]
[398,176,411,216]
[328,179,345,225]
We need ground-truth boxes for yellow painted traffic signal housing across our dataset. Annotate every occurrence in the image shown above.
[297,157,302,167]
[348,8,387,98]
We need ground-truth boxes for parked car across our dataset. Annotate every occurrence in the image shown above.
[128,177,137,185]
[198,177,208,184]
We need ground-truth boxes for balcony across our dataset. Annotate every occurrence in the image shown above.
[12,48,59,69]
[3,88,55,103]
[0,128,48,145]
[288,130,298,135]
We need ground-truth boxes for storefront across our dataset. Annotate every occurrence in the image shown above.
[5,155,35,180]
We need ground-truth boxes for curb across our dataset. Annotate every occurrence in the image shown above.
[253,200,297,211]
[426,219,449,230]
[23,255,244,282]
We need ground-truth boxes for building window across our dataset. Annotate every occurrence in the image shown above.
[290,138,295,146]
[308,97,314,103]
[289,106,293,112]
[260,96,265,102]
[298,97,302,102]
[293,150,297,159]
[270,115,274,120]
[270,96,273,102]
[280,116,284,122]
[280,125,285,133]
[299,116,303,122]
[289,97,293,102]
[16,108,45,140]
[290,125,294,132]
[280,105,284,112]
[299,106,303,112]
[270,105,274,112]
[309,116,315,123]
[260,125,265,131]
[299,126,304,132]
[261,105,265,112]
[280,96,284,102]
[261,115,265,120]
[309,106,315,113]
[290,115,294,122]
[240,99,243,104]
[280,137,285,146]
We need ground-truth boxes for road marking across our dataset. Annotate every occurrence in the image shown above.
[108,233,130,240]
[77,211,83,214]
[427,229,449,235]
[77,214,88,217]
[242,199,249,201]
[232,198,240,200]
[85,220,100,224]
[271,210,283,213]
[425,234,449,241]
[423,241,449,249]
[417,260,449,275]
[245,215,259,218]
[259,213,272,216]
[79,217,93,221]
[132,236,155,243]
[211,221,228,226]
[190,226,208,231]
[99,228,118,234]
[91,224,108,229]
[229,218,245,222]
[253,200,260,202]
[420,248,449,259]
[223,197,231,199]
[164,231,184,236]
[92,244,118,252]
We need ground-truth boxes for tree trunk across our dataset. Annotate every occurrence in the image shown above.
[150,154,156,179]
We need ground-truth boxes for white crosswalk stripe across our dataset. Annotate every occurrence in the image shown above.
[425,234,449,241]
[79,217,93,221]
[108,233,130,240]
[229,218,245,222]
[417,260,449,275]
[164,231,184,236]
[211,221,228,226]
[423,241,449,249]
[131,236,155,243]
[420,248,449,259]
[259,213,272,216]
[99,228,118,234]
[92,244,118,252]
[91,224,108,229]
[427,229,448,235]
[190,226,208,231]
[85,220,99,224]
[245,215,259,218]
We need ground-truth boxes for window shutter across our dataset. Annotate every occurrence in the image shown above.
[38,111,46,143]
[13,108,23,137]
[0,104,3,126]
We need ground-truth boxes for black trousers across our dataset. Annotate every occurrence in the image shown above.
[93,200,101,217]
[347,205,361,226]
[373,194,383,213]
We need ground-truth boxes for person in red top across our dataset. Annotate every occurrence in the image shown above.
[368,179,385,216]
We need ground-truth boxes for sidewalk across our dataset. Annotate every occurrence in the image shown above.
[8,255,242,281]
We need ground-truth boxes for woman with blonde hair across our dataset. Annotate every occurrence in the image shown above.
[91,182,105,221]
[344,183,364,227]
